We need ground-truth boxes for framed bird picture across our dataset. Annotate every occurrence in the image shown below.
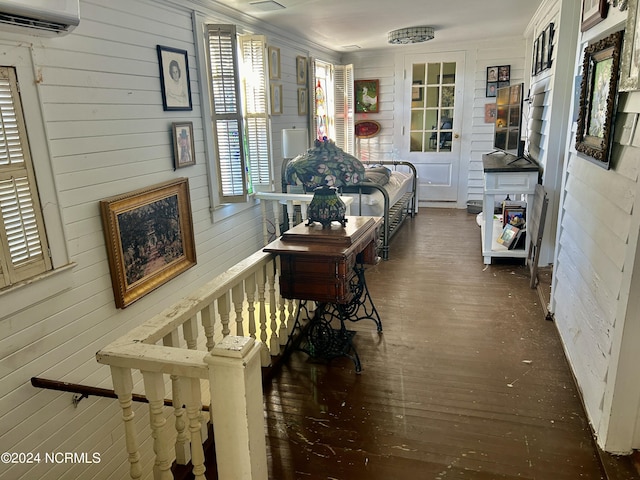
[355,79,379,113]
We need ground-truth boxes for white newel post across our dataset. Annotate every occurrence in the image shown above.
[205,336,268,480]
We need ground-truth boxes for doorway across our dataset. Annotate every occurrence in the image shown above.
[400,52,465,203]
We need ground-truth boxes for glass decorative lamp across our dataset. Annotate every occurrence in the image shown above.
[306,185,347,228]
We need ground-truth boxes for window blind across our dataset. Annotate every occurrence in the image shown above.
[0,66,50,288]
[207,25,247,202]
[239,35,271,188]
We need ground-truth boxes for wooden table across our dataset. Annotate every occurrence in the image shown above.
[264,216,383,372]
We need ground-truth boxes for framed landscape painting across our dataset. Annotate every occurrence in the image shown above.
[575,31,623,168]
[100,178,196,308]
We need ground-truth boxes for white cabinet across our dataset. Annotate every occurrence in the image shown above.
[481,153,539,264]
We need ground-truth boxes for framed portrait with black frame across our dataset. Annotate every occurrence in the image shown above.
[157,45,192,111]
[575,30,623,169]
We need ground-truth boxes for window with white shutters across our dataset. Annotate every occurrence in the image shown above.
[334,64,354,154]
[206,26,273,202]
[0,66,51,289]
[207,25,247,203]
[312,60,354,154]
[239,35,271,190]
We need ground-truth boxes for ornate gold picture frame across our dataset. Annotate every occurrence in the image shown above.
[100,178,196,308]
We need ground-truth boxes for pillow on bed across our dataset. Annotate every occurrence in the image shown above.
[285,139,365,190]
[364,166,391,185]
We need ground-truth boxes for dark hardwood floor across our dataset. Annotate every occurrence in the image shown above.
[261,208,636,480]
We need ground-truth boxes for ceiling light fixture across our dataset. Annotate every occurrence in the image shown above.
[388,26,435,44]
[249,0,285,11]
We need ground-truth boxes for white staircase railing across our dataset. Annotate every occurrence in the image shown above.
[96,249,302,480]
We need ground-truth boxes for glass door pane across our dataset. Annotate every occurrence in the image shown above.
[410,61,457,152]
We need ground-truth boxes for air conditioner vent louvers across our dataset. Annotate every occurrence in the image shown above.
[0,13,68,32]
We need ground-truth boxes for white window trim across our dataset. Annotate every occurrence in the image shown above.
[0,42,74,316]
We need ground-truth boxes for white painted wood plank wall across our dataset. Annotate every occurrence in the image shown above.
[550,2,640,453]
[0,0,336,478]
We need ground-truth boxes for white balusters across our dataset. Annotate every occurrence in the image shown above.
[183,316,198,350]
[201,303,216,352]
[184,376,206,480]
[245,273,257,340]
[110,366,142,480]
[257,265,267,345]
[232,283,245,336]
[142,371,172,480]
[218,292,231,338]
[268,259,280,353]
[163,331,190,465]
[97,248,298,480]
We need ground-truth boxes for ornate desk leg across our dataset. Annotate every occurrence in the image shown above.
[283,301,362,373]
[280,262,380,373]
[341,263,382,332]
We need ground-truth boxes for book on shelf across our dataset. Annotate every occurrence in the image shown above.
[497,224,526,250]
[502,199,526,228]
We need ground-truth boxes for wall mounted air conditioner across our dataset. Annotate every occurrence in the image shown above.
[0,0,79,36]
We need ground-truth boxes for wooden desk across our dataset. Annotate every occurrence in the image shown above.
[264,216,381,304]
[264,216,382,372]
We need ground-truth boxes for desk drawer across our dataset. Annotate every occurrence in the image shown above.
[484,171,537,194]
[279,271,355,304]
[281,254,355,278]
[279,255,356,303]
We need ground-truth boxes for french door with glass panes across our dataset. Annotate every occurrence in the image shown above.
[401,52,465,203]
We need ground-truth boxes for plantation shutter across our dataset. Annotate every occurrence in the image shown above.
[239,35,271,189]
[0,66,50,288]
[334,64,354,154]
[207,25,247,202]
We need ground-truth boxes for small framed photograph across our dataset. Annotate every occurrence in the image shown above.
[543,23,555,70]
[297,88,307,116]
[268,46,280,80]
[484,103,496,123]
[157,45,192,111]
[486,82,498,97]
[271,84,282,114]
[355,79,379,113]
[581,0,609,32]
[486,66,498,82]
[575,31,623,168]
[532,38,539,75]
[100,178,197,308]
[619,0,640,91]
[537,31,546,74]
[172,122,195,169]
[296,56,307,85]
[498,65,510,82]
[497,224,522,249]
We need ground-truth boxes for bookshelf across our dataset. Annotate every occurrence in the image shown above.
[481,153,539,264]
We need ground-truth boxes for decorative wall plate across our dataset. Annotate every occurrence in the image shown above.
[355,120,381,138]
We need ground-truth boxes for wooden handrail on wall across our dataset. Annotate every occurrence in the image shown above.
[30,376,210,411]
